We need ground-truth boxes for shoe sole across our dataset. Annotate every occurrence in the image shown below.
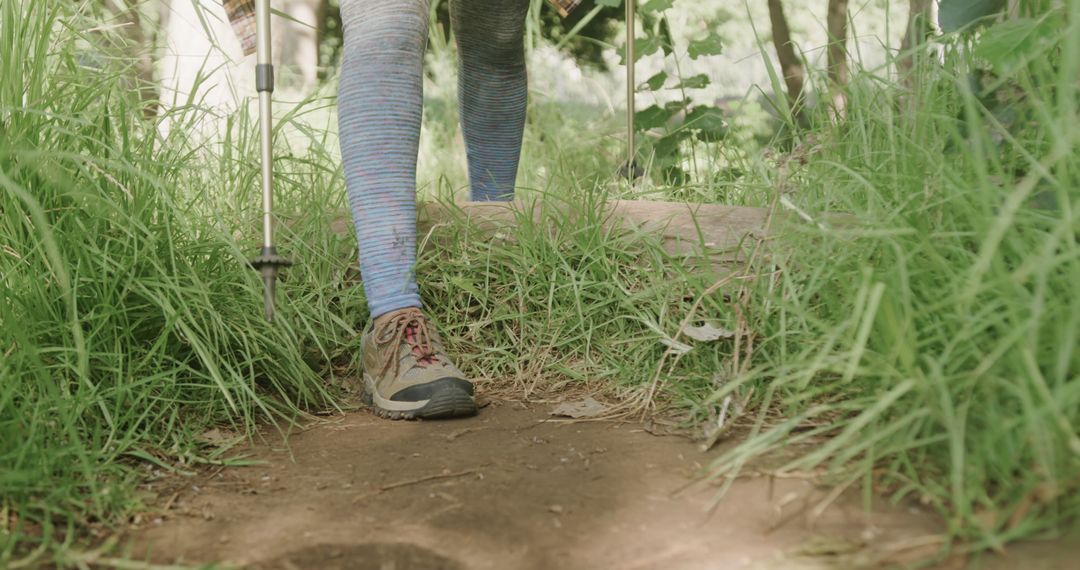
[362,374,478,421]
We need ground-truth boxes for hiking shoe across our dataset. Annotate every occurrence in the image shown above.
[360,307,478,420]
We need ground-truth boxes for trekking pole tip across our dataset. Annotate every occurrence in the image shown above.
[250,247,292,323]
[262,271,277,322]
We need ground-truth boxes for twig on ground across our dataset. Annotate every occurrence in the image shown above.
[746,469,825,481]
[439,427,485,441]
[638,271,741,416]
[378,469,478,492]
[637,195,776,418]
[161,491,181,513]
[538,400,636,424]
[767,489,816,533]
[806,471,860,525]
[699,395,733,452]
[869,534,949,566]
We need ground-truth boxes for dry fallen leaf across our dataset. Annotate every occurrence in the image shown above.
[198,428,242,448]
[659,337,694,354]
[550,397,609,419]
[682,322,736,342]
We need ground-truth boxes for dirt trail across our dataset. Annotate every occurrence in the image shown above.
[127,402,1072,570]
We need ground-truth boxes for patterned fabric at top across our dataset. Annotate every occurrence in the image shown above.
[224,0,581,55]
[547,0,582,17]
[224,0,257,56]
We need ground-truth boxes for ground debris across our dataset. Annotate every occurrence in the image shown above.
[128,405,957,570]
[198,428,242,447]
[550,397,610,419]
[378,468,479,492]
[682,322,736,342]
[435,427,485,441]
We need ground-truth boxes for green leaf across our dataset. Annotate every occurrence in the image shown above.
[635,105,677,131]
[639,70,669,92]
[685,105,727,142]
[449,275,484,299]
[653,130,691,158]
[663,165,689,185]
[687,31,723,59]
[664,99,690,112]
[974,17,1060,74]
[595,0,621,7]
[641,0,675,13]
[674,74,710,89]
[657,13,675,56]
[636,100,689,132]
[617,35,662,64]
[938,0,1006,33]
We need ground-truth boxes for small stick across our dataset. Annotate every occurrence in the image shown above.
[806,470,860,525]
[699,395,733,452]
[161,491,181,512]
[442,427,484,441]
[626,0,636,171]
[379,469,477,492]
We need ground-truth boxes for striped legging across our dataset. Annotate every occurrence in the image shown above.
[337,0,530,319]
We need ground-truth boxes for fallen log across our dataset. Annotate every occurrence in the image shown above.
[328,199,778,262]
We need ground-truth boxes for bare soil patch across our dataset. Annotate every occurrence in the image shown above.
[125,402,1073,569]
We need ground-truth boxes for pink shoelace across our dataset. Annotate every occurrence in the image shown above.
[373,308,440,378]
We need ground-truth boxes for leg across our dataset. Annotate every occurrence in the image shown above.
[339,0,477,421]
[337,0,430,318]
[450,0,531,201]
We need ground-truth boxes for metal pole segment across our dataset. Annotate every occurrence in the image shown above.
[259,91,273,247]
[255,0,272,65]
[626,0,635,171]
[255,0,273,248]
[248,0,291,322]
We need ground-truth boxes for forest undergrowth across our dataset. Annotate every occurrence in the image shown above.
[1,0,1078,566]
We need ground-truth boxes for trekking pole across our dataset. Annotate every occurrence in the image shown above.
[626,0,635,172]
[247,0,291,321]
[620,0,641,180]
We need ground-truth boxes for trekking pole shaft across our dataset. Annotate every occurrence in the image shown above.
[255,0,274,248]
[258,93,273,247]
[626,0,635,169]
[248,0,289,323]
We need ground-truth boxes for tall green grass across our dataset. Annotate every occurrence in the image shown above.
[2,0,1078,565]
[703,1,1080,558]
[0,2,360,565]
[0,2,735,564]
[416,0,1080,555]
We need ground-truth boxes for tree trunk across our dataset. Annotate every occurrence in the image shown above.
[899,0,934,79]
[158,0,245,133]
[157,0,322,132]
[102,0,158,117]
[826,0,849,119]
[766,0,806,119]
[274,0,321,93]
